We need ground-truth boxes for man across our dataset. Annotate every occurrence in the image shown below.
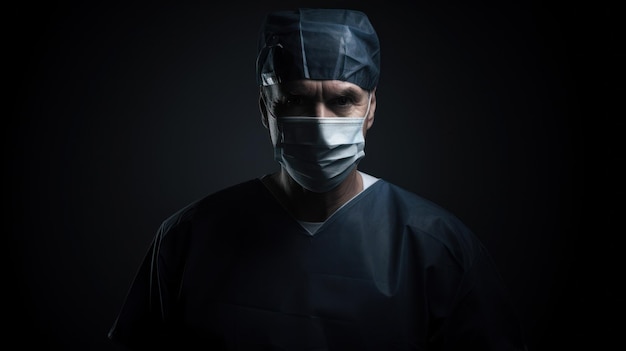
[109,8,528,350]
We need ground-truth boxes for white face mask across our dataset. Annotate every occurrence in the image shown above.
[267,95,371,193]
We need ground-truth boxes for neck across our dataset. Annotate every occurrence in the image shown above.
[268,168,363,222]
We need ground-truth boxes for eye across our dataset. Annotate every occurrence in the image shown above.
[272,95,308,117]
[332,96,353,106]
[285,96,304,105]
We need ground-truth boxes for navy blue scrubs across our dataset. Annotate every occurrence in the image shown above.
[109,179,527,350]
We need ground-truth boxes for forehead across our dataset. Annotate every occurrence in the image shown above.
[270,79,367,97]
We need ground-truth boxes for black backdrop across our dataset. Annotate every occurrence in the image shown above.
[8,1,620,350]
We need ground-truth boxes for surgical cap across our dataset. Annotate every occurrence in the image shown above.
[256,8,380,91]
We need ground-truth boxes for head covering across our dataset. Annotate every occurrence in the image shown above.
[256,8,380,91]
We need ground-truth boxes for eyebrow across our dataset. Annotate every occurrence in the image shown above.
[285,86,365,100]
[332,87,363,99]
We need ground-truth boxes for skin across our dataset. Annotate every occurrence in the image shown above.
[258,79,377,222]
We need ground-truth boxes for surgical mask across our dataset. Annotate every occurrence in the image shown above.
[267,95,371,193]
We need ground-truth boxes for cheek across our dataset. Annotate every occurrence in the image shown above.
[362,116,374,135]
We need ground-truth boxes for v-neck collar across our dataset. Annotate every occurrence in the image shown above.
[256,176,382,237]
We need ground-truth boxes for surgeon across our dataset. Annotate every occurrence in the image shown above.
[108,8,528,350]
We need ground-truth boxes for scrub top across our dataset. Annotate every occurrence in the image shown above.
[109,178,527,350]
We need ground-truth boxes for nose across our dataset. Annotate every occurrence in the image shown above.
[313,103,336,117]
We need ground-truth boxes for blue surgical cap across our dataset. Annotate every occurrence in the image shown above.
[256,8,380,91]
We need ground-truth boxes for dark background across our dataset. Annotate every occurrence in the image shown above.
[8,0,620,350]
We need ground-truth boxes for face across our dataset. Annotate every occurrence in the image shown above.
[260,79,376,135]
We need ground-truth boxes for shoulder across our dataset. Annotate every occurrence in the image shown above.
[372,180,484,268]
[158,178,265,236]
[371,180,468,229]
